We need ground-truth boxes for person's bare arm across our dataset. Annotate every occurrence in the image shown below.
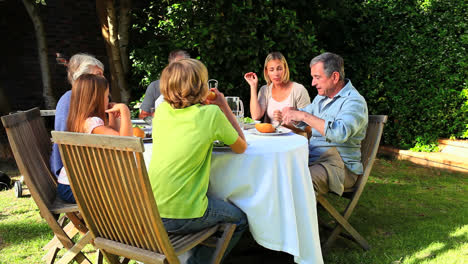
[139,110,152,119]
[282,107,325,136]
[244,72,264,120]
[229,136,247,154]
[95,103,133,136]
[205,88,245,141]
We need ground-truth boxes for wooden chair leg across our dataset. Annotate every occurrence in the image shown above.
[42,219,82,263]
[317,195,370,251]
[43,221,79,251]
[56,231,93,264]
[43,246,60,264]
[43,215,69,251]
[67,212,88,234]
[120,257,130,264]
[97,249,104,264]
[101,250,122,264]
[210,223,236,264]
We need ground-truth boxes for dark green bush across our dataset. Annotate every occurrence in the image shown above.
[129,0,467,150]
[129,0,318,114]
[346,0,468,149]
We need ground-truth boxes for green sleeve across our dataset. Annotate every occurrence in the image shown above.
[213,108,239,145]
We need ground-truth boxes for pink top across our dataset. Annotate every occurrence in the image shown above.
[57,117,104,185]
[267,93,292,126]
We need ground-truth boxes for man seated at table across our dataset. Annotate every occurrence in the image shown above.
[282,52,368,196]
[139,49,190,119]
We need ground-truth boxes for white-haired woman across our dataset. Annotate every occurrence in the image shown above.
[50,53,105,203]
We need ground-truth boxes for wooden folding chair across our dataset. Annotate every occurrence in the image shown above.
[52,131,237,264]
[1,108,92,264]
[316,115,388,252]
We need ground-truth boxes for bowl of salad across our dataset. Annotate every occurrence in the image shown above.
[243,117,260,129]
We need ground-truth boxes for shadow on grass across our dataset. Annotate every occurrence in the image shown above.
[225,231,295,264]
[0,221,51,245]
[319,158,468,264]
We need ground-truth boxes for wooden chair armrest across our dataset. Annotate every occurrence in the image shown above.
[283,124,312,140]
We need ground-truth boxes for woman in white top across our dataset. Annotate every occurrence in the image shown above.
[57,74,132,203]
[244,52,311,125]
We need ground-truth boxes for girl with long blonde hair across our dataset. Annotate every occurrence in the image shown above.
[57,74,132,203]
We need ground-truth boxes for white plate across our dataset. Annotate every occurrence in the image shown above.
[131,119,147,125]
[251,126,292,136]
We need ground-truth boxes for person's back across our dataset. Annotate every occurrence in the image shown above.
[139,50,190,119]
[50,90,71,178]
[148,59,247,263]
[56,74,132,203]
[151,102,239,217]
[50,53,105,179]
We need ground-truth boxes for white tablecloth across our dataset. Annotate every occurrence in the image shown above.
[143,131,323,264]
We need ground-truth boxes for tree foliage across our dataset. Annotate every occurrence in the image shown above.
[129,0,467,150]
[346,0,467,149]
[130,0,318,110]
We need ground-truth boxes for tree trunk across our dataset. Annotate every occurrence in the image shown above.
[118,0,131,76]
[96,0,120,103]
[22,0,56,109]
[96,0,131,104]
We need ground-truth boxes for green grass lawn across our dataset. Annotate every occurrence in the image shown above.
[0,157,467,264]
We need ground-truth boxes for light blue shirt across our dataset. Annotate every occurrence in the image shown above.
[50,90,71,178]
[297,79,368,174]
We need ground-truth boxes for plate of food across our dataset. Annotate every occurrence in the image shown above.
[250,123,292,136]
[242,117,260,130]
[213,140,231,151]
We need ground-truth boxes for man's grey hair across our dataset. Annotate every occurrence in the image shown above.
[310,52,345,81]
[68,53,104,84]
[168,49,190,63]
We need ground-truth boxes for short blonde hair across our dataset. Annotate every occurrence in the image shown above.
[160,59,209,109]
[263,52,290,85]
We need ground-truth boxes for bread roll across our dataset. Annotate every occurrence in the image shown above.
[255,123,275,133]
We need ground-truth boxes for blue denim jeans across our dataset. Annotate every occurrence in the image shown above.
[57,183,76,203]
[162,196,248,264]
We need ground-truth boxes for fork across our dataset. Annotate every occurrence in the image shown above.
[274,121,283,130]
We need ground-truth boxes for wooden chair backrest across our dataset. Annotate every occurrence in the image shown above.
[1,109,57,209]
[24,107,54,177]
[52,131,179,263]
[352,115,388,195]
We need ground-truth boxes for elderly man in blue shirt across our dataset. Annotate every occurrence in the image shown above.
[283,52,368,196]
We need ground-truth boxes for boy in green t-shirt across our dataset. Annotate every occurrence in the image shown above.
[149,58,248,263]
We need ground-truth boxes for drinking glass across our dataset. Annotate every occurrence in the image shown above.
[208,79,218,90]
[225,96,244,129]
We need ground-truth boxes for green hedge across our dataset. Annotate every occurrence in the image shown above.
[346,0,468,149]
[129,0,467,150]
[129,0,318,112]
